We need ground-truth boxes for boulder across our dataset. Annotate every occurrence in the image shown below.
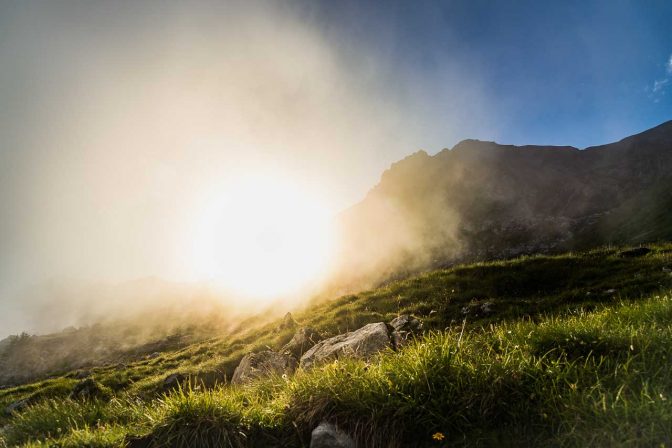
[231,350,297,385]
[310,422,355,448]
[282,327,322,358]
[70,378,103,400]
[300,322,391,369]
[389,315,423,349]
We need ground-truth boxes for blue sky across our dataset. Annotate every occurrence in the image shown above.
[308,0,672,148]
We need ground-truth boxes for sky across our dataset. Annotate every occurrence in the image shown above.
[0,0,671,335]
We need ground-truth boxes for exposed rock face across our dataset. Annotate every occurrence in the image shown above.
[70,378,104,400]
[389,315,423,349]
[231,351,297,385]
[331,121,672,289]
[282,327,322,358]
[310,422,356,448]
[300,323,392,369]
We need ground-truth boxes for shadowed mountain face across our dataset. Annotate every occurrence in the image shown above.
[332,121,672,289]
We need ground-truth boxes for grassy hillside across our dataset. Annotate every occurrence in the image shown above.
[2,244,672,447]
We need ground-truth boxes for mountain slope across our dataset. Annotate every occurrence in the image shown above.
[1,244,672,447]
[332,120,672,288]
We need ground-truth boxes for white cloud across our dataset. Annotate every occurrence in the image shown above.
[653,78,669,93]
[649,53,672,100]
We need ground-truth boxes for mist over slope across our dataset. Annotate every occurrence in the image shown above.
[332,120,672,289]
[3,121,671,384]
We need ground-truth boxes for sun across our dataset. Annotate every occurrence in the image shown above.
[192,174,334,304]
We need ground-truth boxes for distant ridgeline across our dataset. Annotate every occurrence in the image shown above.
[333,120,672,288]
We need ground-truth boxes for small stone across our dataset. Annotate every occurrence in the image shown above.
[310,422,355,448]
[74,370,91,379]
[4,398,29,415]
[480,302,493,314]
[389,315,422,333]
[163,373,187,392]
[70,378,103,400]
[389,315,423,349]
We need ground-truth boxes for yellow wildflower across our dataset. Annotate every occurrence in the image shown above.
[432,432,445,441]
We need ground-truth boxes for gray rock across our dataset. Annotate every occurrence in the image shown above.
[163,373,187,392]
[74,370,91,379]
[70,378,103,400]
[389,315,422,333]
[300,322,391,369]
[4,398,29,415]
[282,327,322,358]
[389,315,422,349]
[310,422,355,448]
[619,247,651,258]
[231,350,297,385]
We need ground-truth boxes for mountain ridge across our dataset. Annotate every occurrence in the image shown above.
[332,120,672,290]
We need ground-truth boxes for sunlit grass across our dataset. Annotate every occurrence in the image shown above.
[5,294,672,447]
[3,244,672,447]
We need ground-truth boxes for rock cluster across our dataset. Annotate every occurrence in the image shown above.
[231,314,423,385]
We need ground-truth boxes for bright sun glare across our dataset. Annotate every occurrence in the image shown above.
[192,175,334,303]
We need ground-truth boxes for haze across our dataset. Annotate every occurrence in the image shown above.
[1,0,671,337]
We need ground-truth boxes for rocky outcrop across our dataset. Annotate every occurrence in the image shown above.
[231,350,297,385]
[310,422,356,448]
[389,315,423,349]
[282,327,322,358]
[332,121,672,290]
[300,322,392,369]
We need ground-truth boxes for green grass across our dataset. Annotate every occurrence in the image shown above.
[2,243,672,446]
